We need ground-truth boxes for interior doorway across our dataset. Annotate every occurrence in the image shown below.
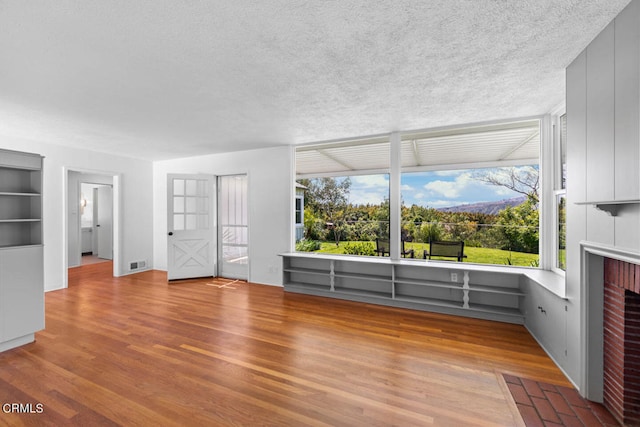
[80,183,113,264]
[65,169,120,287]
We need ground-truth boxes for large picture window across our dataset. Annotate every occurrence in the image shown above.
[295,174,390,256]
[401,166,539,267]
[295,119,544,268]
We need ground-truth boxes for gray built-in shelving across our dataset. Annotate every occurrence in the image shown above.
[281,253,526,324]
[0,148,45,352]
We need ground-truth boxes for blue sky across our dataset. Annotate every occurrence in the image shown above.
[346,167,528,208]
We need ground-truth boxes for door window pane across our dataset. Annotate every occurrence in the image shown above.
[185,179,197,196]
[222,226,248,244]
[172,178,211,231]
[173,179,185,196]
[186,197,197,213]
[185,214,197,230]
[197,179,208,196]
[174,214,185,231]
[173,197,185,213]
[198,197,209,213]
[223,246,248,264]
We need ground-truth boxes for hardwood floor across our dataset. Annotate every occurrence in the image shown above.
[80,254,112,266]
[0,264,571,426]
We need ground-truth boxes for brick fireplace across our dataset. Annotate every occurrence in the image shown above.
[603,258,640,425]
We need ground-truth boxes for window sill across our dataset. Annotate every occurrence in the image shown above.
[520,268,566,299]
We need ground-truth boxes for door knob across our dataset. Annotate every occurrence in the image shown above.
[168,232,173,236]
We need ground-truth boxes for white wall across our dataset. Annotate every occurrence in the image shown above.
[153,146,294,286]
[0,137,154,291]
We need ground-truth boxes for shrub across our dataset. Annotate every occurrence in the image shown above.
[342,242,376,256]
[418,222,444,243]
[295,239,321,252]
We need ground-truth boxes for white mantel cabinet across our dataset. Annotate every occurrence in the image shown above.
[568,0,640,252]
[582,1,640,205]
[0,149,45,352]
[614,1,640,202]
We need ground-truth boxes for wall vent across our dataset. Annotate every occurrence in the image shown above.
[129,260,147,271]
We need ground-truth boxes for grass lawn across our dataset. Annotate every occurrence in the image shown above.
[316,241,539,267]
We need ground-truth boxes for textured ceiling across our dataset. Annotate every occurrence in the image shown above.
[0,0,632,161]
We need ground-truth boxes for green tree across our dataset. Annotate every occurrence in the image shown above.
[374,198,390,239]
[497,196,539,253]
[303,207,326,240]
[472,165,540,253]
[300,177,351,246]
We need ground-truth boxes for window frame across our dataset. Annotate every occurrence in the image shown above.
[551,111,567,275]
[295,115,567,276]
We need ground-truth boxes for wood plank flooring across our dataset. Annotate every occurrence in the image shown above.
[0,263,572,426]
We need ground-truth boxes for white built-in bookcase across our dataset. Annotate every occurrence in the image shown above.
[0,148,45,352]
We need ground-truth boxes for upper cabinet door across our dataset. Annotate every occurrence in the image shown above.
[566,51,587,204]
[586,21,615,203]
[615,0,640,200]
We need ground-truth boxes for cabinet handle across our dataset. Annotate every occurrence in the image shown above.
[168,232,173,236]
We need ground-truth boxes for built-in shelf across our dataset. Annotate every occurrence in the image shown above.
[283,267,327,277]
[0,148,44,354]
[469,284,526,296]
[575,199,640,216]
[281,253,527,324]
[0,192,41,197]
[394,277,461,290]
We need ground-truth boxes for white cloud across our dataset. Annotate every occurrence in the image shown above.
[423,172,473,198]
[493,186,514,196]
[348,174,389,205]
[424,180,460,198]
[351,175,388,188]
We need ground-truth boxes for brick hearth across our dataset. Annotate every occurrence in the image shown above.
[604,258,640,426]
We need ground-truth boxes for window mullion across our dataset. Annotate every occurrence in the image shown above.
[390,131,402,260]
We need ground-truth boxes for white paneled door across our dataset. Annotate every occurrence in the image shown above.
[218,175,248,280]
[167,174,215,281]
[96,186,113,260]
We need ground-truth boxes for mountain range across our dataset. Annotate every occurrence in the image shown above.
[437,196,526,215]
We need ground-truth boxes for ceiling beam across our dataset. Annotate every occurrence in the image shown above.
[498,130,539,160]
[411,139,421,166]
[317,149,354,171]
